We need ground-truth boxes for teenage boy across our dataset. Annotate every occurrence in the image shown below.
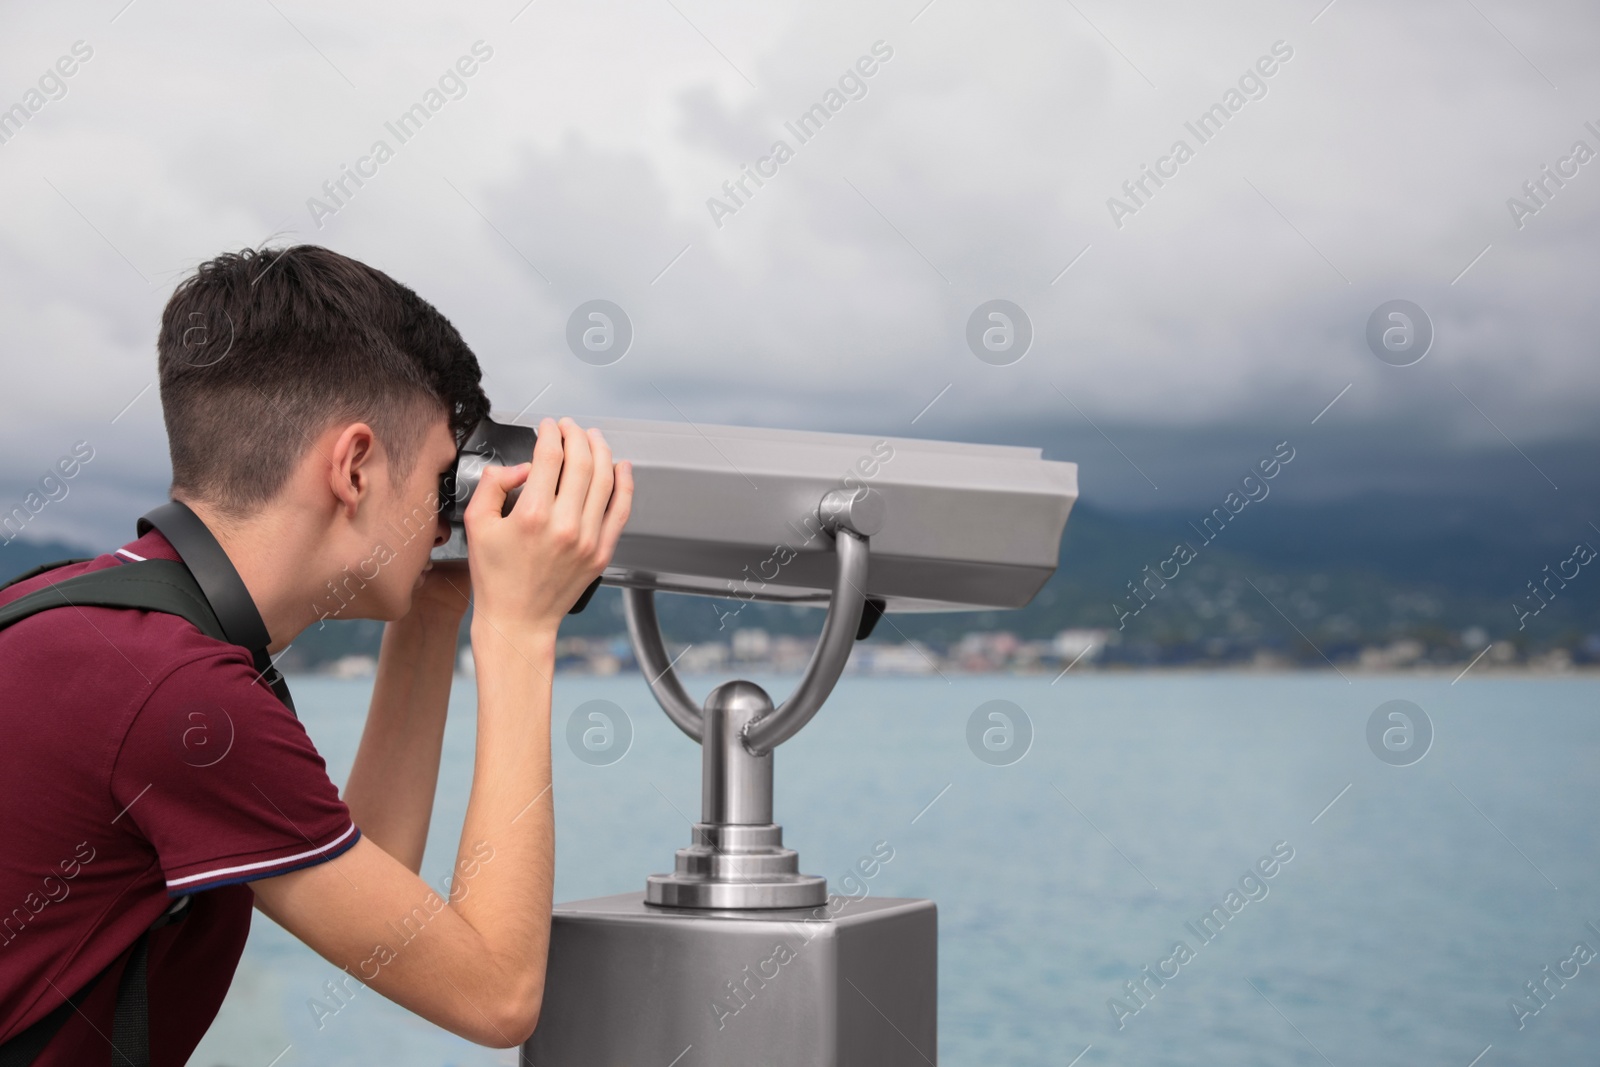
[0,245,633,1064]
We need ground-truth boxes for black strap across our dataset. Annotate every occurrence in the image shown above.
[1,559,300,723]
[0,899,190,1067]
[1,505,289,714]
[135,503,268,652]
[109,935,152,1065]
[0,980,84,1066]
[136,502,295,715]
[107,897,189,1067]
[0,559,94,592]
[0,561,227,643]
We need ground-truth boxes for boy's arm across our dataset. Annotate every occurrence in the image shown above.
[341,569,470,873]
[252,418,632,1046]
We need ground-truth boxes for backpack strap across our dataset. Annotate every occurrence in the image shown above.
[0,559,94,593]
[0,897,190,1067]
[0,560,227,643]
[136,502,296,715]
[106,895,191,1067]
[0,985,79,1067]
[0,555,295,718]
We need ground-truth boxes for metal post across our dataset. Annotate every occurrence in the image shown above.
[701,681,772,826]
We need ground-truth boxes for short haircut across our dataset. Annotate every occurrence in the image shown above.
[157,245,490,517]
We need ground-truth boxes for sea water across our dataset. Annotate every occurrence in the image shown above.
[190,672,1600,1066]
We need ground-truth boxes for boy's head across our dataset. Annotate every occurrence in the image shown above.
[157,245,491,620]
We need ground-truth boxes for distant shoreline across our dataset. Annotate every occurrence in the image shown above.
[291,662,1600,681]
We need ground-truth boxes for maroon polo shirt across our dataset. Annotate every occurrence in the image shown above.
[0,528,358,1065]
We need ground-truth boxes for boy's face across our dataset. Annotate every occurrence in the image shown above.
[343,415,459,621]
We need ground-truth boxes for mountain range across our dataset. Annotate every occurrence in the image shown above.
[7,488,1593,669]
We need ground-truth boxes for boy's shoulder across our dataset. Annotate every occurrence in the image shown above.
[0,527,351,890]
[0,529,278,771]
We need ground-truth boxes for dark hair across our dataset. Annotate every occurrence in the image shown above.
[157,245,489,517]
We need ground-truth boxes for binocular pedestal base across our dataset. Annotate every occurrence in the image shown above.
[646,822,827,909]
[524,892,937,1067]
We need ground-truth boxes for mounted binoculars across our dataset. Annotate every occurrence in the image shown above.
[434,413,1076,615]
[439,412,1078,1065]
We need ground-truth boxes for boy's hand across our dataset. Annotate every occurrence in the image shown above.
[464,416,633,640]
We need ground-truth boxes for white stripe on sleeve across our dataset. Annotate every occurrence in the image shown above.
[165,823,358,888]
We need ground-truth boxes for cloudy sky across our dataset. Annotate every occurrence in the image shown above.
[2,0,1596,547]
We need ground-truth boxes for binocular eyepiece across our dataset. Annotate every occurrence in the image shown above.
[440,417,603,615]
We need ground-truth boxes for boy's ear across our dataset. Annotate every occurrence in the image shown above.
[327,423,379,518]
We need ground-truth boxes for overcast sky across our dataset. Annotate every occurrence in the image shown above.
[2,0,1596,547]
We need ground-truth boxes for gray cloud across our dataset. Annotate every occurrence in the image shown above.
[1,0,1595,548]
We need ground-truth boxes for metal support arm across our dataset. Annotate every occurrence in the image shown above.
[741,529,868,754]
[621,487,879,756]
[622,585,704,743]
